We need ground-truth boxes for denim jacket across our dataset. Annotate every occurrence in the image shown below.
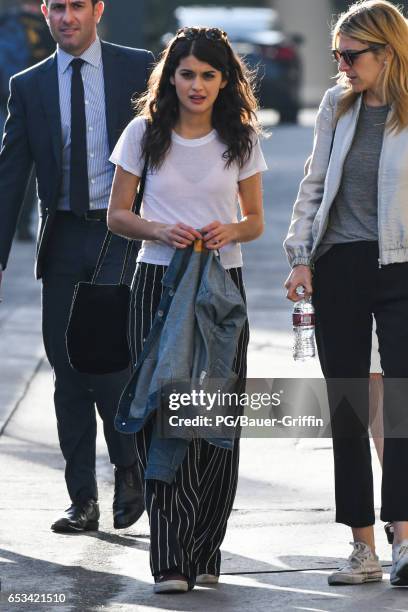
[115,241,247,484]
[284,84,408,268]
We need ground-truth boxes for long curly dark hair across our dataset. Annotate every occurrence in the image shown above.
[135,27,261,170]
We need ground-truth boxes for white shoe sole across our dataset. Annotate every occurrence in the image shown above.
[196,574,219,585]
[154,579,188,594]
[328,571,383,585]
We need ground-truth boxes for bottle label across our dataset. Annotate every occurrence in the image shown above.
[293,313,315,326]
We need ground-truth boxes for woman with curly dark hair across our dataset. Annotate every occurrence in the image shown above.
[107,27,266,594]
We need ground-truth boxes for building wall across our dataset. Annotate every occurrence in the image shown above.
[272,0,336,106]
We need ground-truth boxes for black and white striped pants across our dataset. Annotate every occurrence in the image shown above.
[129,262,249,581]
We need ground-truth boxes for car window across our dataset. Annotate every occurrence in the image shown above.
[175,6,282,37]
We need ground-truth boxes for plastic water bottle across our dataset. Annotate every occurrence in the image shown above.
[292,290,316,361]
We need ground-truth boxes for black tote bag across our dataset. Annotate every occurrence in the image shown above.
[65,159,148,375]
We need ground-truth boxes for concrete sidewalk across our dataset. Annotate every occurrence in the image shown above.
[0,246,406,612]
[1,354,401,612]
[0,240,43,435]
[1,116,407,610]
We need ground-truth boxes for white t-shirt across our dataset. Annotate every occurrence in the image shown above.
[110,117,268,269]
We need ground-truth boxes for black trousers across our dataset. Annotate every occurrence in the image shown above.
[41,213,137,503]
[313,241,408,526]
[130,262,249,581]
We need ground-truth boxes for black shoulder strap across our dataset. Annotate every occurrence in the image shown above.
[92,157,149,284]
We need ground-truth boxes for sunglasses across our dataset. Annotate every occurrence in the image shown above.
[175,27,228,43]
[332,44,385,67]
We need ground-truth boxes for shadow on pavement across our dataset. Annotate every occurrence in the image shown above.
[1,546,405,612]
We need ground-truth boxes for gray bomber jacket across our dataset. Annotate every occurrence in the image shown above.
[284,84,408,268]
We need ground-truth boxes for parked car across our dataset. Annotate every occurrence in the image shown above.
[173,6,303,123]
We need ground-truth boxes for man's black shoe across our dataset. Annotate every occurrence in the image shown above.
[113,464,145,529]
[51,500,99,533]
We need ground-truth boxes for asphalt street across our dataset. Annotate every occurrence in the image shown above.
[0,111,406,612]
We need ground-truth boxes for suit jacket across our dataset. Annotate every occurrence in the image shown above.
[0,40,154,278]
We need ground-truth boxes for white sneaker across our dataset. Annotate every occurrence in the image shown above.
[390,540,408,586]
[328,542,383,585]
[196,574,219,585]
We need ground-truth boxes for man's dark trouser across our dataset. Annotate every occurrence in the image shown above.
[41,212,137,504]
[313,241,408,527]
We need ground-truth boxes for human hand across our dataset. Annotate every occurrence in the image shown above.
[202,221,239,250]
[284,265,313,302]
[156,223,202,248]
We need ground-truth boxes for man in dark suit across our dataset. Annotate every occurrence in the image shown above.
[0,0,154,533]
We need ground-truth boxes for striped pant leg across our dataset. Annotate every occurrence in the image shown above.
[129,262,199,580]
[128,263,166,474]
[147,435,241,580]
[131,263,248,581]
[145,439,201,581]
[129,261,167,481]
[128,262,167,367]
[193,438,240,576]
[128,262,169,568]
[194,267,249,576]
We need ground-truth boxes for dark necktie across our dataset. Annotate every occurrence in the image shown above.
[69,58,89,217]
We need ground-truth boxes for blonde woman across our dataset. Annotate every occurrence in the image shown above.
[284,0,408,587]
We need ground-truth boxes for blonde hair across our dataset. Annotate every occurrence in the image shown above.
[332,0,408,132]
